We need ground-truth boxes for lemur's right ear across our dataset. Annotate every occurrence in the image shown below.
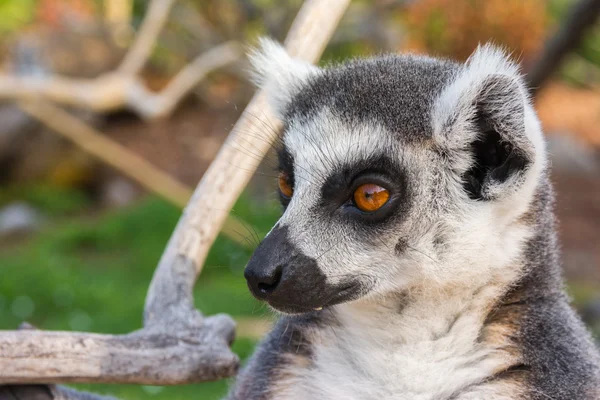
[249,38,320,119]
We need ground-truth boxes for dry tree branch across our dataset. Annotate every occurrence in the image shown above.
[0,323,238,385]
[0,0,243,241]
[132,41,241,119]
[2,0,243,243]
[0,0,350,388]
[0,41,241,120]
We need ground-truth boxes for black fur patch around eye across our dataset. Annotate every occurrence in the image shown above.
[316,155,411,227]
[278,145,294,173]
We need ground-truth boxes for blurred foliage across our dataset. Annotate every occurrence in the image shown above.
[0,184,91,216]
[547,0,600,86]
[0,0,36,35]
[402,0,549,62]
[191,0,302,40]
[0,191,281,399]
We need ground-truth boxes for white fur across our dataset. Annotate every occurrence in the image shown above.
[432,43,523,149]
[273,285,523,400]
[249,38,320,118]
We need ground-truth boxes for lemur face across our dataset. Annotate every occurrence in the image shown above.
[244,40,546,314]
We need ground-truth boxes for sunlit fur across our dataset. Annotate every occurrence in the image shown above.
[227,40,600,400]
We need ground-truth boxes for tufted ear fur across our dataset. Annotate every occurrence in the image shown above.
[432,44,542,201]
[249,38,320,119]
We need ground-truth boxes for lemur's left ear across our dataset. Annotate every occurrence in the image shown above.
[249,38,320,119]
[432,44,543,201]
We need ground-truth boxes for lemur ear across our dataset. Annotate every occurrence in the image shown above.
[461,74,532,200]
[432,44,539,201]
[249,38,320,119]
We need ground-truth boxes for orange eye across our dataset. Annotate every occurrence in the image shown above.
[278,172,293,198]
[353,184,390,212]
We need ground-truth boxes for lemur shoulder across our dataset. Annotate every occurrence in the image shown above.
[227,40,600,400]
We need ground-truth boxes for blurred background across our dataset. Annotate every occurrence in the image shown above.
[0,0,598,399]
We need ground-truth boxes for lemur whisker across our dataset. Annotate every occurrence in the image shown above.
[249,107,283,136]
[226,161,317,188]
[315,241,340,261]
[243,109,282,140]
[201,206,260,247]
[222,140,278,169]
[280,321,290,344]
[229,210,262,246]
[226,136,278,165]
[234,115,328,186]
[293,162,325,186]
[231,228,257,249]
[234,119,282,152]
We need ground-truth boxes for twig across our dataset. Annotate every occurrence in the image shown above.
[0,0,241,119]
[18,100,192,206]
[131,41,241,119]
[118,0,178,75]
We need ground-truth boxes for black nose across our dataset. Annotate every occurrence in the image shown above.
[244,264,283,299]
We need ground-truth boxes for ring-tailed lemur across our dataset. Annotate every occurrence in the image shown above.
[227,39,600,400]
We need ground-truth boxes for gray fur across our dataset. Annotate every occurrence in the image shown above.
[228,313,325,400]
[227,41,600,399]
[509,173,600,399]
[285,54,458,142]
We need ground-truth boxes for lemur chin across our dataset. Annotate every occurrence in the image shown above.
[227,39,600,400]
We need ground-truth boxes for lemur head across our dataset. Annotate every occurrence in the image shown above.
[244,39,546,314]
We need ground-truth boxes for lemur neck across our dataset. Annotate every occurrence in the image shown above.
[333,277,514,345]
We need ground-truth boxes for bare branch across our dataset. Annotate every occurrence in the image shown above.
[526,0,600,95]
[0,0,349,387]
[0,315,237,385]
[130,41,242,119]
[0,41,241,120]
[118,0,178,75]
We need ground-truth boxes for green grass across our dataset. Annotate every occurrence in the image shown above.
[0,190,282,399]
[0,184,91,216]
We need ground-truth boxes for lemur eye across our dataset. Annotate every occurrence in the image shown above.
[278,171,293,198]
[353,184,389,212]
